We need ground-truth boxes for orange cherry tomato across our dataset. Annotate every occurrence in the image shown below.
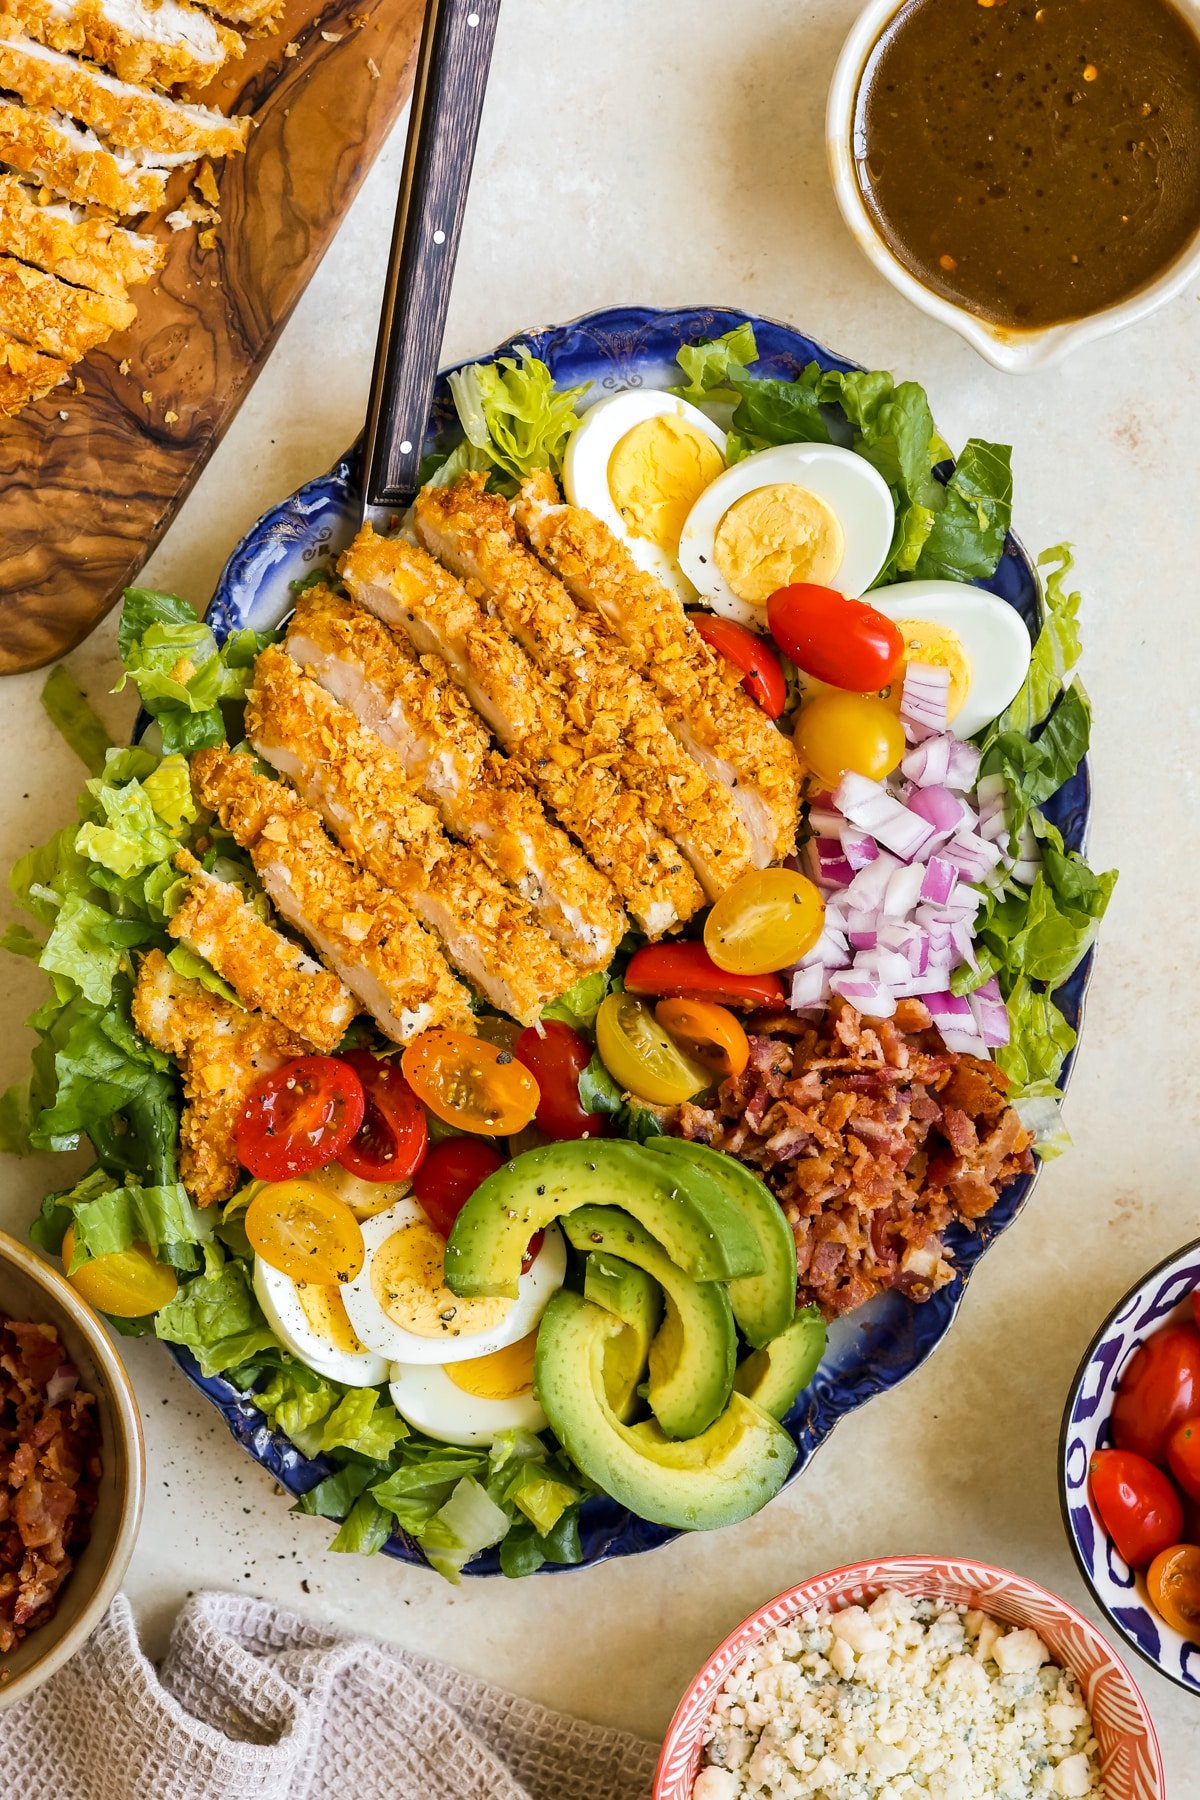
[1168,1418,1200,1504]
[704,868,825,975]
[794,690,906,788]
[1088,1448,1184,1569]
[62,1227,178,1319]
[245,1179,365,1285]
[766,583,905,692]
[1112,1322,1200,1464]
[654,998,750,1081]
[1146,1542,1200,1641]
[691,614,787,718]
[401,1028,540,1136]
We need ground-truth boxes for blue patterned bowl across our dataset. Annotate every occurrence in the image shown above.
[176,304,1094,1575]
[1060,1240,1200,1697]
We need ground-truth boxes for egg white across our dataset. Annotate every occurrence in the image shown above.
[868,579,1033,738]
[388,1357,547,1447]
[562,389,727,598]
[339,1198,566,1366]
[253,1258,390,1387]
[678,443,896,625]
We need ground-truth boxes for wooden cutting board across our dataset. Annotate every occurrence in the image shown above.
[0,0,425,675]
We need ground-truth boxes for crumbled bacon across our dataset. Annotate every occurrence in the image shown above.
[0,1318,100,1658]
[672,997,1034,1319]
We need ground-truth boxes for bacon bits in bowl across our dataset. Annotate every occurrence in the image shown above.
[655,1557,1162,1800]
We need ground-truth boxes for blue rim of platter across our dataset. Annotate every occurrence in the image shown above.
[173,304,1095,1576]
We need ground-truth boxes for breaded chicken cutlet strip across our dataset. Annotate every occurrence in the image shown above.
[0,251,133,358]
[187,0,278,31]
[515,470,802,867]
[168,851,357,1053]
[285,586,626,970]
[0,172,162,297]
[0,327,64,409]
[132,949,307,1205]
[246,647,580,1027]
[415,477,754,900]
[1,0,243,91]
[0,37,249,158]
[339,526,705,939]
[191,749,473,1044]
[0,100,168,213]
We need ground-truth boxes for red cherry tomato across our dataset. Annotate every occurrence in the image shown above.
[513,1022,603,1141]
[1146,1543,1200,1641]
[691,614,787,719]
[1112,1323,1200,1465]
[1168,1418,1200,1504]
[413,1137,542,1273]
[1193,1290,1200,1332]
[235,1056,365,1182]
[337,1050,428,1182]
[1089,1449,1185,1569]
[766,583,905,693]
[624,941,786,1011]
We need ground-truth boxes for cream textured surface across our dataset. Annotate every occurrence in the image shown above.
[0,0,1197,1789]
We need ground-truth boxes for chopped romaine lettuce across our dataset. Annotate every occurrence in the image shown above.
[116,588,274,755]
[154,1261,279,1377]
[40,667,114,778]
[429,347,589,494]
[541,969,610,1032]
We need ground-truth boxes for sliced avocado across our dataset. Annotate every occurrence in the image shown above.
[733,1306,827,1421]
[444,1140,764,1300]
[534,1289,795,1531]
[583,1252,662,1421]
[647,1138,798,1349]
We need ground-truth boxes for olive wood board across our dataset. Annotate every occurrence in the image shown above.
[0,0,426,675]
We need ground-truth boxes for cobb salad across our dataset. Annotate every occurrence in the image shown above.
[0,324,1113,1578]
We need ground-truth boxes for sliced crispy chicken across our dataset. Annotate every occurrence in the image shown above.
[0,99,168,213]
[414,476,754,899]
[191,749,473,1044]
[0,252,133,359]
[0,171,163,297]
[1,0,243,91]
[339,526,705,939]
[285,586,625,970]
[168,851,357,1053]
[0,327,65,410]
[186,0,278,30]
[246,646,580,1026]
[132,949,306,1205]
[515,470,802,865]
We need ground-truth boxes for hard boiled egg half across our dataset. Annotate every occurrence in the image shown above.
[339,1197,565,1366]
[562,390,728,598]
[389,1332,546,1447]
[868,579,1032,739]
[253,1259,390,1388]
[678,444,896,627]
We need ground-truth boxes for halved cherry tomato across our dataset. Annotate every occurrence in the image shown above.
[245,1179,365,1284]
[704,868,825,975]
[401,1028,540,1136]
[337,1050,427,1183]
[1168,1418,1200,1503]
[412,1138,543,1272]
[513,1022,603,1140]
[766,583,905,692]
[624,941,786,1010]
[235,1055,365,1182]
[691,614,787,719]
[1112,1322,1200,1465]
[595,992,711,1105]
[1088,1448,1185,1569]
[794,690,906,788]
[1146,1543,1200,1641]
[62,1226,177,1319]
[655,998,749,1080]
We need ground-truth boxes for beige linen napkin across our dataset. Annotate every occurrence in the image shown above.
[0,1590,660,1800]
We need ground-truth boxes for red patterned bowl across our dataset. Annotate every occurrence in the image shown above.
[655,1556,1163,1800]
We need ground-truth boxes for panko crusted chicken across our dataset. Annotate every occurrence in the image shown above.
[0,0,244,92]
[0,38,248,157]
[285,585,625,969]
[0,99,169,214]
[514,469,801,867]
[246,646,581,1026]
[190,749,474,1045]
[0,170,163,297]
[414,476,755,899]
[339,527,705,938]
[132,949,308,1205]
[674,997,1034,1318]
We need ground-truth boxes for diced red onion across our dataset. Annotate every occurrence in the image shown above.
[790,965,831,1011]
[900,661,950,742]
[840,829,879,872]
[796,928,852,971]
[941,831,1004,884]
[883,863,926,918]
[830,970,896,1019]
[856,947,912,987]
[848,922,878,951]
[906,784,967,837]
[846,851,902,912]
[975,773,1009,844]
[807,792,843,836]
[925,989,988,1055]
[920,856,958,906]
[968,977,1010,1048]
[903,733,982,794]
[804,836,854,890]
[834,773,934,862]
[878,920,929,977]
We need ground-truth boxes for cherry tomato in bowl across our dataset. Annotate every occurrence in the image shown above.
[691,614,787,718]
[704,868,825,975]
[1112,1322,1200,1464]
[235,1056,366,1182]
[595,992,711,1106]
[655,998,749,1080]
[513,1021,603,1140]
[1146,1542,1200,1642]
[794,690,905,788]
[337,1050,427,1182]
[766,583,905,692]
[624,940,786,1010]
[1088,1448,1184,1568]
[1167,1418,1200,1503]
[401,1029,540,1136]
[245,1179,366,1285]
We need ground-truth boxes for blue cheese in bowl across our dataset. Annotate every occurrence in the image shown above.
[694,1589,1102,1800]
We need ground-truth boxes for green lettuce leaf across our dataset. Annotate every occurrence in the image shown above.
[541,970,610,1032]
[31,1164,214,1274]
[418,1477,510,1583]
[992,545,1082,739]
[329,1494,393,1555]
[577,1053,663,1141]
[439,348,589,493]
[318,1389,408,1461]
[994,976,1078,1091]
[915,439,1013,581]
[116,589,272,755]
[983,683,1091,836]
[295,1463,380,1522]
[154,1261,279,1377]
[41,667,114,777]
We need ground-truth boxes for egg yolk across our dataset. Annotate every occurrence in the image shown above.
[608,416,725,553]
[295,1280,372,1356]
[445,1331,537,1400]
[712,483,845,604]
[890,619,973,723]
[370,1218,511,1340]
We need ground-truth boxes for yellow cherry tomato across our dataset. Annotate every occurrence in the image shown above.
[595,993,711,1106]
[704,869,825,974]
[61,1226,178,1319]
[793,689,906,789]
[401,1028,539,1136]
[654,998,750,1081]
[245,1179,365,1284]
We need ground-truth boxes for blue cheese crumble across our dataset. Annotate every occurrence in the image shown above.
[694,1589,1103,1800]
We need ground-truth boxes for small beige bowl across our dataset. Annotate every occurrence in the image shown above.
[826,0,1200,371]
[0,1228,144,1710]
